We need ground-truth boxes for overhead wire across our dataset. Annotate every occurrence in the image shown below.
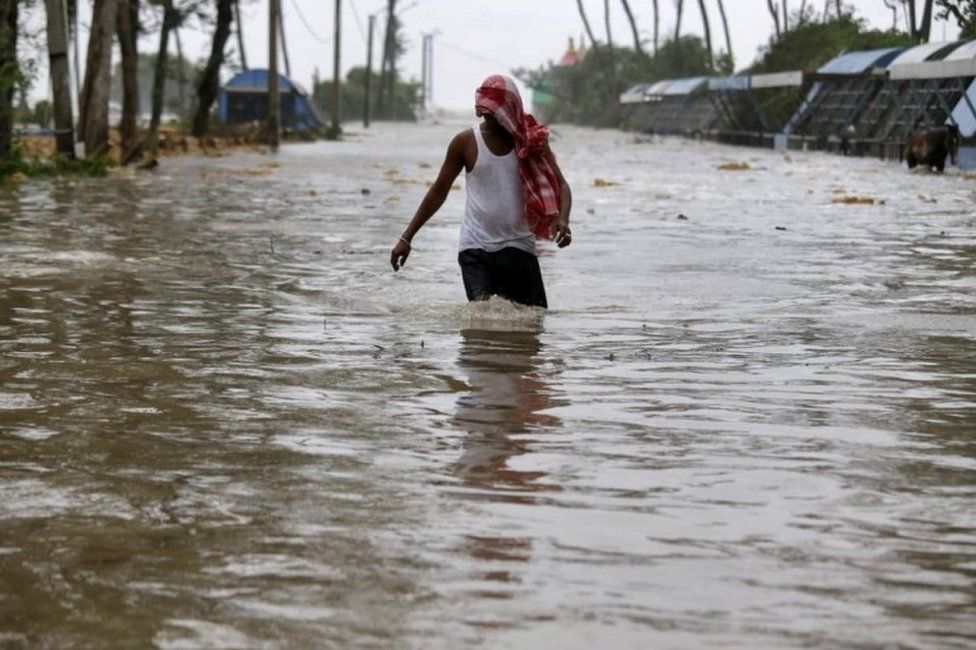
[286,0,331,45]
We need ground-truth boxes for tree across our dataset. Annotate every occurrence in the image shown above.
[936,0,976,38]
[715,0,733,68]
[900,0,936,40]
[652,0,660,53]
[117,0,140,157]
[697,0,712,67]
[674,0,684,40]
[767,0,781,39]
[0,0,16,158]
[79,0,118,156]
[192,0,233,137]
[149,0,180,153]
[576,0,599,48]
[619,0,643,54]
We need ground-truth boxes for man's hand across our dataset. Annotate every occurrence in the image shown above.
[552,219,572,248]
[390,238,411,271]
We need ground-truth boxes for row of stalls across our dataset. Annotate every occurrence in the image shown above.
[620,39,976,168]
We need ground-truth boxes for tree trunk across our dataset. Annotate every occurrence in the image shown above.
[0,0,16,158]
[149,0,177,156]
[697,0,712,67]
[377,0,396,118]
[174,24,186,119]
[575,0,599,48]
[918,0,933,41]
[766,0,781,39]
[716,0,732,61]
[192,0,234,138]
[79,0,117,156]
[234,0,247,70]
[782,0,789,31]
[619,0,642,53]
[674,0,684,40]
[652,0,659,53]
[117,0,139,157]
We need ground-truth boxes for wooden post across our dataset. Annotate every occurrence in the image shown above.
[329,0,341,138]
[44,0,75,156]
[364,13,373,128]
[268,0,280,150]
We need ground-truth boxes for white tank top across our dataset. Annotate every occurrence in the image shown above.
[459,125,535,254]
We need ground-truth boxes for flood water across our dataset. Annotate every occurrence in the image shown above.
[1,121,975,648]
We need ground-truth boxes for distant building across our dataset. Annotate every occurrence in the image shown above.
[217,69,325,132]
[533,37,584,121]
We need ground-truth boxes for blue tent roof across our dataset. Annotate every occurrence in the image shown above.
[223,69,310,96]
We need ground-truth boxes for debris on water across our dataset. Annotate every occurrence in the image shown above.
[832,196,879,205]
[309,189,317,196]
[677,214,688,220]
[419,162,431,169]
[594,178,619,188]
[717,161,750,171]
[269,236,275,255]
[420,340,425,348]
[606,352,615,361]
[775,226,787,231]
[314,250,322,255]
[783,155,793,162]
[361,188,371,195]
[918,194,937,203]
[586,208,596,214]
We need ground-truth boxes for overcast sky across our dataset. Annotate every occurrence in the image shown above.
[37,1,963,112]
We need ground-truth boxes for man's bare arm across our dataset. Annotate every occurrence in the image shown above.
[545,144,573,248]
[390,132,468,271]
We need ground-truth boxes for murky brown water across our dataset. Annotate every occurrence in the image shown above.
[2,122,975,648]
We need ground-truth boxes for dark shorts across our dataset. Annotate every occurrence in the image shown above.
[458,247,548,308]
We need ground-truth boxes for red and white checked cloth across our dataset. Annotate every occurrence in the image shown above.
[475,75,561,240]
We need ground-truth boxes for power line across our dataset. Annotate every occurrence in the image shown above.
[436,39,518,72]
[348,0,368,44]
[287,0,331,45]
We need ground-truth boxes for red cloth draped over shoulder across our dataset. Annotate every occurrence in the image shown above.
[474,75,561,240]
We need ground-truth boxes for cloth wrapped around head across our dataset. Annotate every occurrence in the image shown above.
[475,75,561,239]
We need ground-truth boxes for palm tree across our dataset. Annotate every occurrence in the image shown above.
[652,0,660,53]
[716,0,732,63]
[576,0,599,48]
[620,0,643,53]
[766,0,781,39]
[674,0,684,40]
[697,0,713,67]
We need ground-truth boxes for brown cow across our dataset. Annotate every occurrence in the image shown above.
[905,125,960,172]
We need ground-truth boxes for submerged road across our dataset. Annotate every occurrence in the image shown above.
[1,122,975,648]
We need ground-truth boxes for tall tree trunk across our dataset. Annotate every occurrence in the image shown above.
[652,0,659,53]
[79,0,117,156]
[117,0,139,157]
[918,0,933,41]
[174,24,186,120]
[907,0,918,34]
[674,0,684,40]
[0,0,16,158]
[697,0,712,67]
[604,0,617,93]
[149,0,177,156]
[716,0,732,61]
[766,0,781,39]
[575,0,599,48]
[234,0,247,70]
[619,0,642,53]
[377,0,396,118]
[782,0,789,31]
[192,0,234,138]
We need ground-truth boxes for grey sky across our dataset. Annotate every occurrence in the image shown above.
[38,1,963,113]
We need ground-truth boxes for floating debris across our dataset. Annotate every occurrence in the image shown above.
[677,214,689,221]
[832,196,882,205]
[717,162,750,171]
[775,226,787,231]
[594,178,619,187]
[918,194,937,204]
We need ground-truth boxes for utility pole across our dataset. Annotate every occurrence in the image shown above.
[43,0,75,157]
[268,0,280,150]
[426,32,434,110]
[328,0,341,138]
[364,13,374,128]
[278,1,291,78]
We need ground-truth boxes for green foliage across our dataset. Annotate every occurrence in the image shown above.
[750,14,914,74]
[936,0,976,39]
[312,66,421,123]
[518,36,717,128]
[1,146,113,181]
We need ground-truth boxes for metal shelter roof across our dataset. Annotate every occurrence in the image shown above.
[662,77,707,96]
[888,42,954,66]
[223,69,310,96]
[818,47,905,74]
[945,40,976,61]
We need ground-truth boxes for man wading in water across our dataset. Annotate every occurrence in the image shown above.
[389,75,572,308]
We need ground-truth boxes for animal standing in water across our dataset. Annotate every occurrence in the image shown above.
[905,124,960,172]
